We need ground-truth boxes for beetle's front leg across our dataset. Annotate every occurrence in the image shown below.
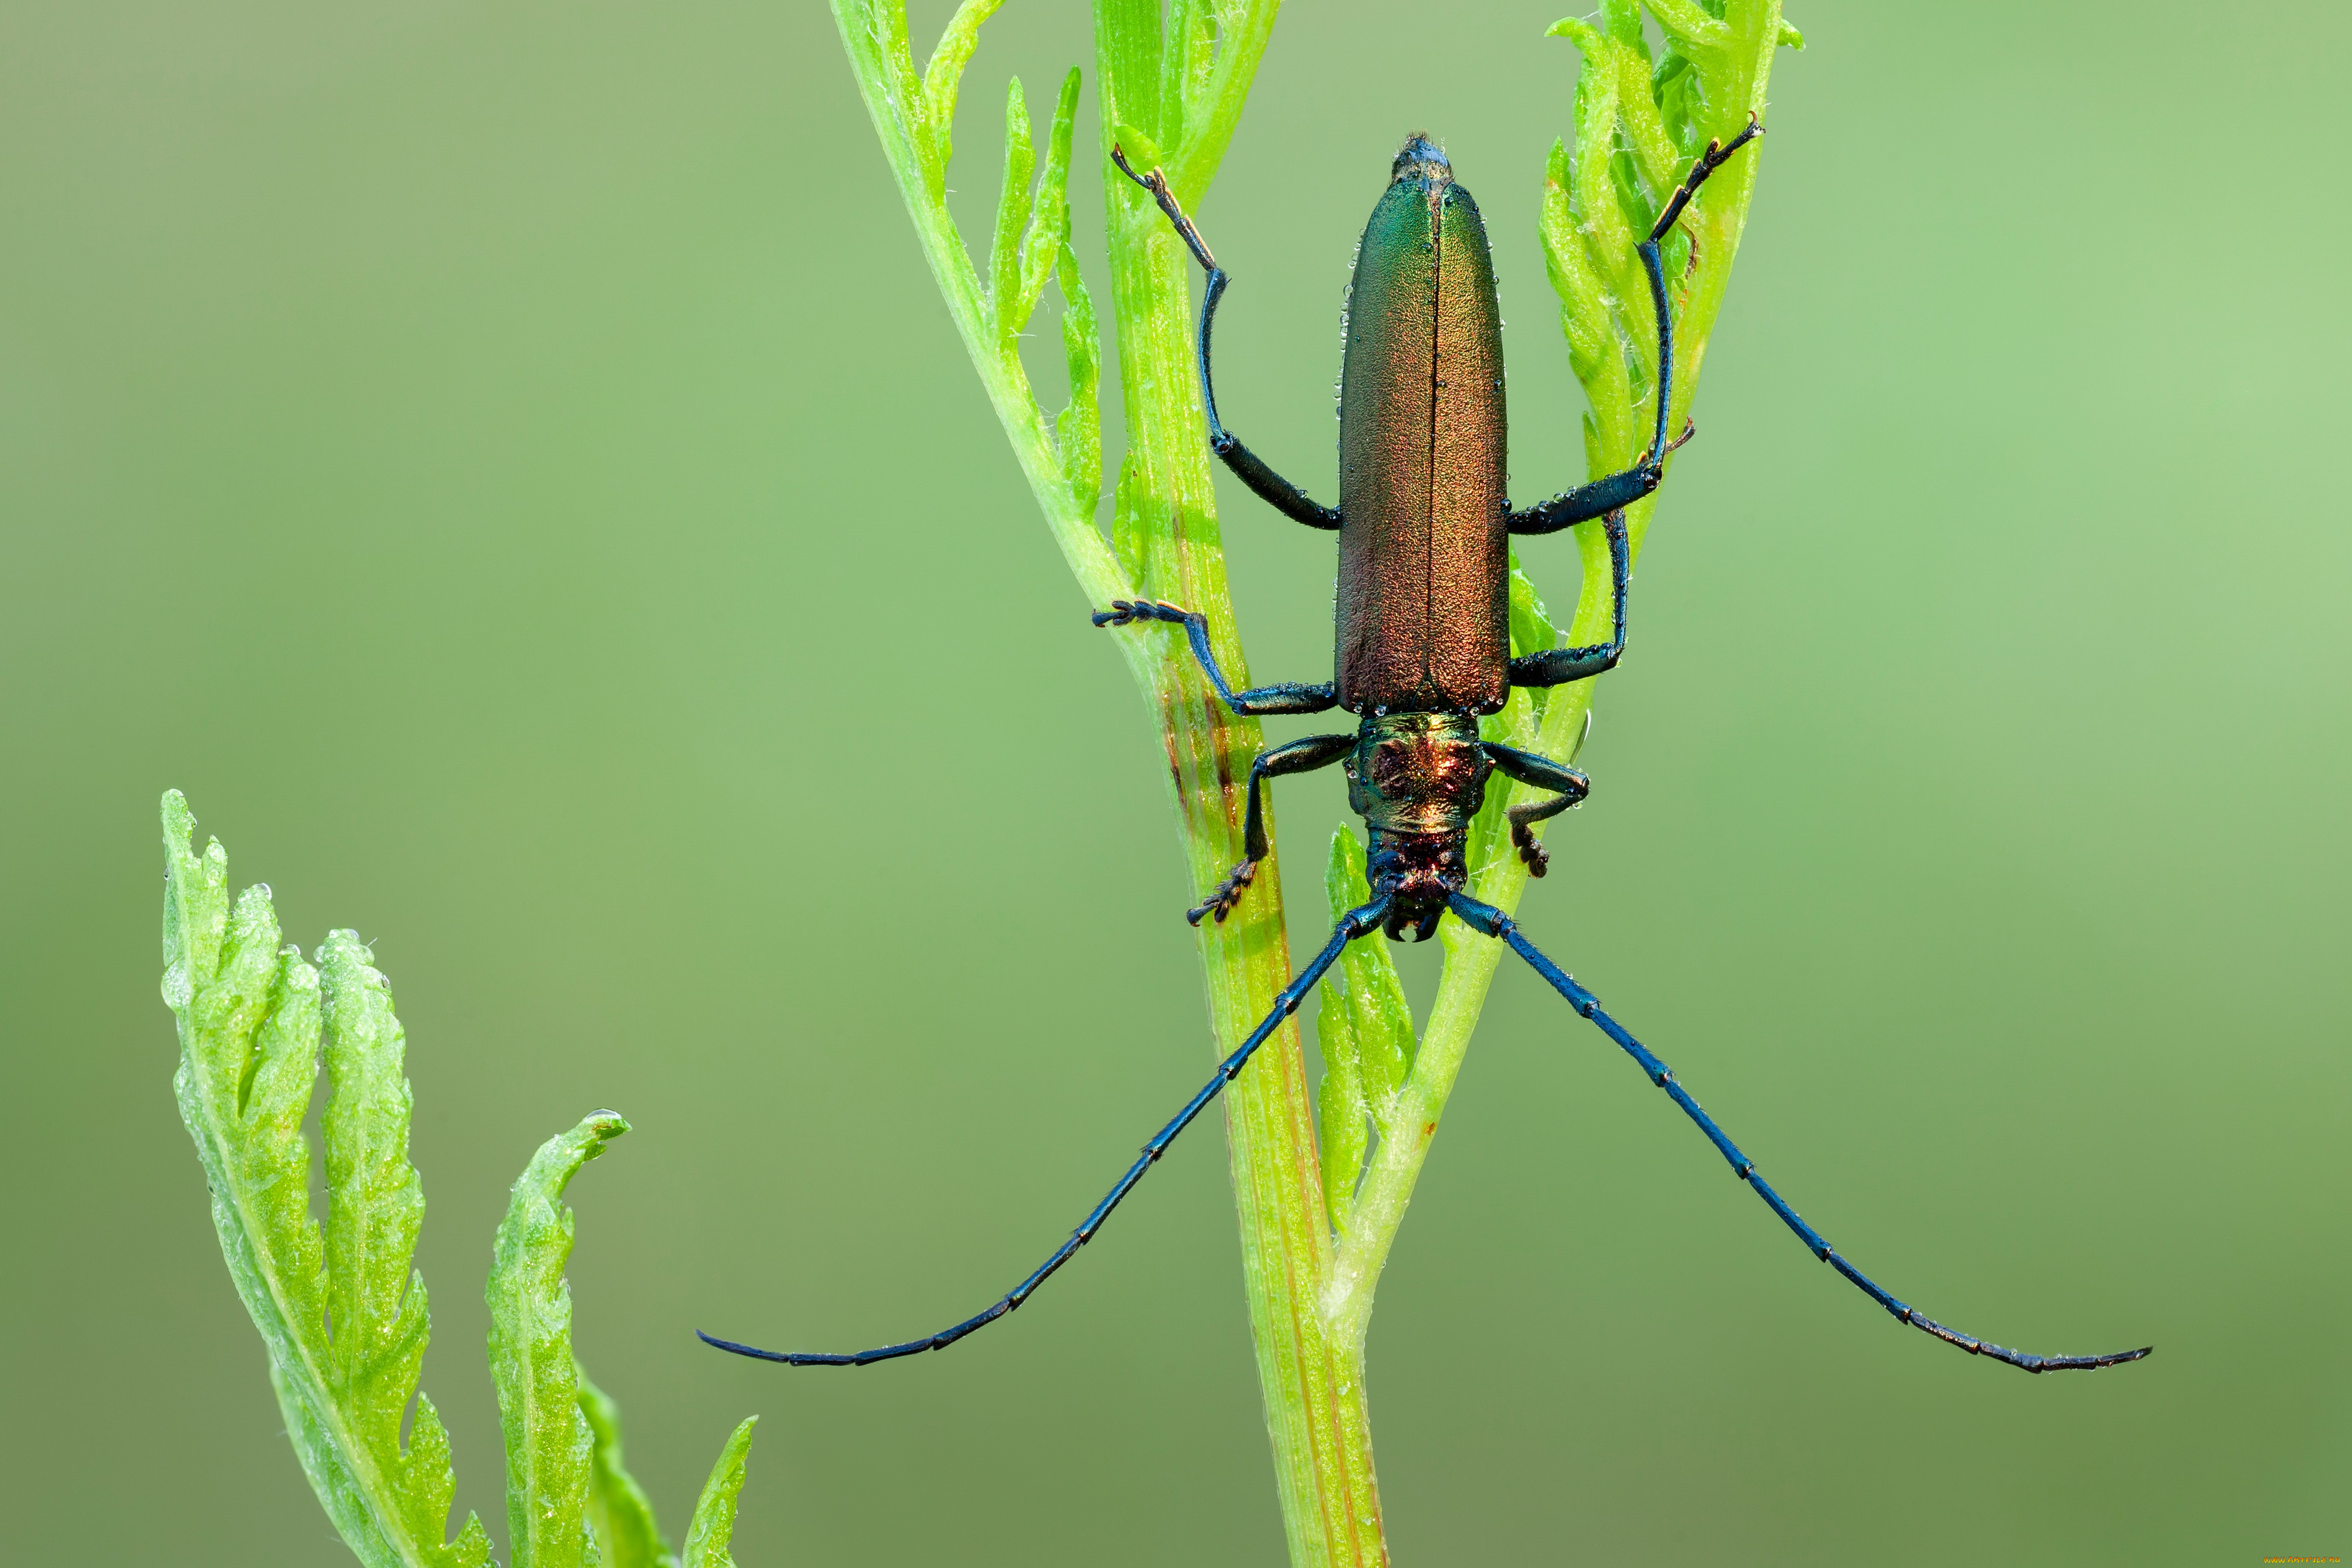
[1482,743,1591,877]
[1190,733,1355,925]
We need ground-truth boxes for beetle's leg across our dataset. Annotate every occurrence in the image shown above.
[699,897,1394,1368]
[1111,146,1342,533]
[1508,117,1762,536]
[1482,743,1591,877]
[1444,891,2156,1376]
[1093,599,1339,716]
[1506,510,1629,693]
[1190,732,1357,926]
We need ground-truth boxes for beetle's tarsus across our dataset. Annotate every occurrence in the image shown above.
[1093,598,1194,629]
[1187,860,1257,925]
[1512,823,1551,877]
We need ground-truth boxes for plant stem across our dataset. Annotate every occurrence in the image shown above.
[1090,4,1384,1559]
[831,2,1384,1558]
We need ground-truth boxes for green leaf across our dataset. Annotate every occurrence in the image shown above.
[162,790,490,1568]
[1540,138,1618,397]
[1109,119,1166,178]
[490,1112,631,1568]
[1314,829,1371,1230]
[1325,830,1413,1115]
[987,76,1037,343]
[1643,0,1734,54]
[917,0,1006,186]
[1056,242,1103,519]
[579,1369,676,1568]
[1017,68,1084,325]
[680,1419,759,1568]
[1471,552,1565,876]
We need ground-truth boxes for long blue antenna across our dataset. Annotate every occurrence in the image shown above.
[1446,892,2151,1373]
[700,896,1395,1366]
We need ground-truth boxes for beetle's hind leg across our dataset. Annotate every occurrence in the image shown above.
[1190,733,1356,925]
[1482,743,1591,877]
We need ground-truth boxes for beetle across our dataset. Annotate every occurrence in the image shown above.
[700,127,2151,1375]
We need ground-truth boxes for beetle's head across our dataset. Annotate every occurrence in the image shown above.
[1367,830,1466,942]
[1391,133,1451,188]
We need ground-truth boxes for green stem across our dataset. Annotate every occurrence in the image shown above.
[1093,4,1384,1559]
[831,2,1383,1560]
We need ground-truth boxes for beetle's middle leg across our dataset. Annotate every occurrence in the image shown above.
[1190,732,1356,926]
[1093,599,1339,716]
[1482,743,1591,877]
[1110,146,1342,534]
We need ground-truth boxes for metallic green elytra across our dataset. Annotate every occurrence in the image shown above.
[1338,136,1510,717]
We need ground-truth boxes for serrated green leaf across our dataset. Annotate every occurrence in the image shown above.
[580,1369,676,1568]
[490,1112,631,1568]
[680,1419,759,1568]
[162,790,490,1568]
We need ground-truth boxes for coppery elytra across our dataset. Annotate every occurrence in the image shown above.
[700,126,2152,1376]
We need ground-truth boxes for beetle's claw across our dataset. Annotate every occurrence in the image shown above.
[1512,824,1551,878]
[1186,860,1257,925]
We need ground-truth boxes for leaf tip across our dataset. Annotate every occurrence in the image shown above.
[1546,15,1602,48]
[1111,121,1165,177]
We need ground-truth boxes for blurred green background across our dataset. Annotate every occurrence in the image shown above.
[4,1,2345,1562]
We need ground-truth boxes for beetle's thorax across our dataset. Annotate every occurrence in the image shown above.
[1347,711,1491,835]
[1347,711,1490,940]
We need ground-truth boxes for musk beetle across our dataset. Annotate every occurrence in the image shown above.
[701,125,2152,1376]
